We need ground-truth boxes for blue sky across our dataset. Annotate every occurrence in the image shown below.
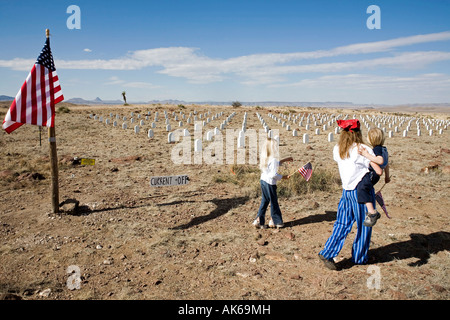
[1,0,450,105]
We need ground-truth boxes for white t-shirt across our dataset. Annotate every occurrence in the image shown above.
[260,157,283,185]
[333,143,374,190]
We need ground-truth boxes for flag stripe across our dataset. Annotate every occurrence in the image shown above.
[40,64,47,127]
[31,65,37,125]
[49,67,55,128]
[20,74,28,123]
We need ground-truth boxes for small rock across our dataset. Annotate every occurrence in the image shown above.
[1,293,23,300]
[17,172,45,181]
[210,241,218,247]
[421,162,439,174]
[236,272,250,278]
[284,232,295,241]
[265,253,288,262]
[60,198,79,214]
[96,244,103,250]
[257,238,267,246]
[290,274,303,280]
[154,279,162,285]
[23,289,34,296]
[305,200,320,209]
[39,288,51,297]
[249,252,259,263]
[431,284,446,293]
[103,258,113,265]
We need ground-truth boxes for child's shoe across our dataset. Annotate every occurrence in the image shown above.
[268,219,284,229]
[318,253,337,271]
[252,218,266,229]
[363,211,381,227]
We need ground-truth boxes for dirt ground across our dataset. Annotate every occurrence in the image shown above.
[0,101,449,300]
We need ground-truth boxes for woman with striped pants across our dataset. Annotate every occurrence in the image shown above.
[319,119,381,270]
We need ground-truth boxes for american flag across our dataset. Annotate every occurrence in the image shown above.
[375,191,390,219]
[298,162,313,181]
[2,37,64,134]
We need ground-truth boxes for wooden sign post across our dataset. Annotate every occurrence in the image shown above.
[47,29,59,214]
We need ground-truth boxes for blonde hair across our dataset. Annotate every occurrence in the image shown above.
[367,127,385,147]
[260,137,279,170]
[338,129,364,159]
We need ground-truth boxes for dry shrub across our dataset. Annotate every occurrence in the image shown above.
[278,167,341,198]
[213,164,341,198]
[213,164,261,197]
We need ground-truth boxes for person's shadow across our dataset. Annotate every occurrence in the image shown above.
[170,196,249,230]
[338,231,450,269]
[286,210,337,227]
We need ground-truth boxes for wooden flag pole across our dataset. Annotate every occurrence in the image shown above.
[46,29,59,214]
[377,175,394,193]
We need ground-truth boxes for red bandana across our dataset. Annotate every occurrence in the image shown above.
[337,119,360,132]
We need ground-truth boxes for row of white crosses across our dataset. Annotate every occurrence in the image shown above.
[90,109,230,140]
[266,110,448,143]
[255,112,280,144]
[266,112,337,143]
[89,109,448,145]
[191,112,238,152]
[359,113,449,138]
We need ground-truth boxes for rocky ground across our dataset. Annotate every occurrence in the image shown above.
[0,102,449,300]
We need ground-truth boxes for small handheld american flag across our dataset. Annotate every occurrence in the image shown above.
[298,162,313,181]
[375,191,390,219]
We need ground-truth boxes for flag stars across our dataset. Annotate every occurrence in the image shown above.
[36,39,56,71]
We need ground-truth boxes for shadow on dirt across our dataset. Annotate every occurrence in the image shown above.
[286,210,337,227]
[170,196,250,230]
[337,231,450,270]
[368,231,450,266]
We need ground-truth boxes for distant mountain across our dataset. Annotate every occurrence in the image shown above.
[66,97,123,105]
[64,97,359,108]
[0,95,14,101]
[34,96,450,112]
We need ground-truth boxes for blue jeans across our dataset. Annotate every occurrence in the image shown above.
[256,180,283,225]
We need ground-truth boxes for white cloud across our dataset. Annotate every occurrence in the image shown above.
[1,31,449,86]
[83,48,92,52]
[270,73,450,90]
[104,76,160,89]
[123,81,160,89]
[242,51,450,84]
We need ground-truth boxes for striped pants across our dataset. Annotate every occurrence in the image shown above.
[319,189,373,264]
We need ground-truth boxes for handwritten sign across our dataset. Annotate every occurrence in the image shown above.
[150,175,189,187]
[80,158,95,166]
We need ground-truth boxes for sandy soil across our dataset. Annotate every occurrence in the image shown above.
[0,102,449,300]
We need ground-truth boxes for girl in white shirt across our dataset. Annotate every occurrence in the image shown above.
[319,119,381,270]
[252,137,292,229]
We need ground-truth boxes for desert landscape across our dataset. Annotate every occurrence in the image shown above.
[0,101,449,301]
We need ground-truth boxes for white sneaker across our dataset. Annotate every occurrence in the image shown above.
[269,219,284,228]
[252,218,267,229]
